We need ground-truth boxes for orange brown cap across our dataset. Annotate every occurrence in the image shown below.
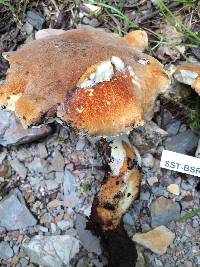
[0,28,170,136]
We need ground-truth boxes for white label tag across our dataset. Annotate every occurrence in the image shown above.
[160,149,200,177]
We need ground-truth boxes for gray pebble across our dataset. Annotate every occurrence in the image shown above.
[0,241,13,259]
[26,11,44,30]
[164,129,198,154]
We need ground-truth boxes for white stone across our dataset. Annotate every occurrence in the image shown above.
[23,235,79,267]
[167,184,180,195]
[0,190,36,230]
[57,220,70,231]
[142,153,155,168]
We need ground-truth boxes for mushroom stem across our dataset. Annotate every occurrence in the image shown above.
[88,136,141,266]
[95,136,141,231]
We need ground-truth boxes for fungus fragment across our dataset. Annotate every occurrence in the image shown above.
[174,64,200,94]
[0,28,170,267]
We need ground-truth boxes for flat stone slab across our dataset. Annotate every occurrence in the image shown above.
[23,235,80,267]
[0,190,37,230]
[132,226,175,255]
[0,110,51,146]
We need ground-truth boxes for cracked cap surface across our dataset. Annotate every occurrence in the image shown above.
[0,28,170,136]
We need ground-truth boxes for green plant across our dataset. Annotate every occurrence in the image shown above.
[173,0,198,6]
[82,181,91,193]
[156,0,200,47]
[85,0,139,35]
[0,0,16,13]
[85,0,200,51]
[53,134,68,143]
[0,0,29,25]
[185,96,200,130]
[180,208,200,221]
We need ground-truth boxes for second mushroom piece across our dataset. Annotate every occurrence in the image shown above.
[0,28,170,266]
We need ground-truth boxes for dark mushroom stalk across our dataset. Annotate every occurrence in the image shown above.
[88,136,140,267]
[0,28,170,267]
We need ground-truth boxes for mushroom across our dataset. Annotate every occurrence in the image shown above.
[174,64,200,93]
[0,28,170,266]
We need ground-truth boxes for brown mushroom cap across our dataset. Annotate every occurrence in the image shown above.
[0,28,170,136]
[174,64,200,94]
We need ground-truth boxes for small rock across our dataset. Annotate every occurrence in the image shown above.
[55,171,64,183]
[0,150,6,164]
[76,214,102,255]
[0,110,51,146]
[45,179,59,191]
[28,157,48,173]
[162,109,173,126]
[82,17,100,27]
[0,190,37,230]
[123,213,135,226]
[142,153,155,168]
[130,121,167,153]
[47,199,63,209]
[132,225,175,255]
[181,182,193,191]
[76,137,87,151]
[77,257,89,267]
[26,11,44,30]
[57,220,70,231]
[164,129,198,154]
[192,219,199,228]
[165,120,181,136]
[16,148,32,162]
[50,223,57,234]
[23,235,79,267]
[195,256,200,265]
[13,245,20,254]
[150,196,181,227]
[29,176,41,190]
[147,176,158,186]
[167,184,180,195]
[36,143,48,159]
[0,241,13,259]
[63,170,78,208]
[0,226,6,235]
[23,21,33,35]
[37,225,48,233]
[10,158,27,179]
[83,3,102,13]
[52,150,65,172]
[19,257,29,267]
[184,261,193,267]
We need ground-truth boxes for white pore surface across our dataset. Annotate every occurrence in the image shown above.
[80,57,125,89]
[111,56,125,72]
[174,70,198,85]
